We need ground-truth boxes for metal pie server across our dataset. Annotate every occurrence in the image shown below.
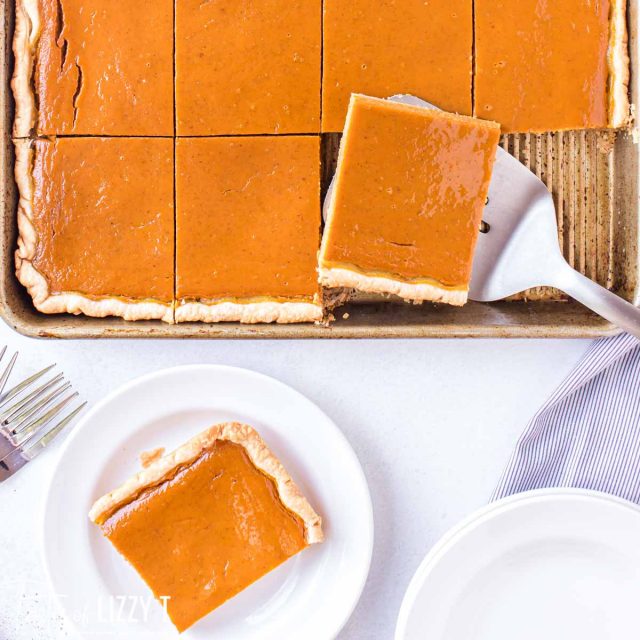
[325,94,640,337]
[468,117,640,338]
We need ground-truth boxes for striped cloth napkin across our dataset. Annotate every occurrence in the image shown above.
[493,333,640,503]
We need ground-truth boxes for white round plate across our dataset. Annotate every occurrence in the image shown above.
[396,489,640,640]
[43,365,373,640]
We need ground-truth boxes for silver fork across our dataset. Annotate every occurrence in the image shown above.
[0,347,86,481]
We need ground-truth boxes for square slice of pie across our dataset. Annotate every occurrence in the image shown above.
[89,422,323,633]
[322,0,473,133]
[12,0,174,137]
[474,0,630,133]
[176,0,321,135]
[176,136,323,323]
[15,137,174,322]
[319,95,500,306]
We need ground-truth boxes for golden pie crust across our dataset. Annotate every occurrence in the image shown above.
[14,138,174,322]
[319,267,470,307]
[12,0,38,137]
[176,300,324,324]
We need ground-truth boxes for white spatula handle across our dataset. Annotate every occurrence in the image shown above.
[554,262,640,338]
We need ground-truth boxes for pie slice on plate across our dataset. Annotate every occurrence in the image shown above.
[12,0,174,137]
[89,422,323,633]
[14,137,174,322]
[319,94,500,307]
[474,0,630,133]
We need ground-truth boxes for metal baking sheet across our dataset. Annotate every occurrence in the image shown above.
[0,0,637,338]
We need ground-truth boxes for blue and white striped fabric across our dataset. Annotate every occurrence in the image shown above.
[493,333,640,503]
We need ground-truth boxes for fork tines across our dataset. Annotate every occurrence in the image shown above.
[0,350,85,480]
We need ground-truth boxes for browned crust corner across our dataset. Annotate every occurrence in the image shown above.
[609,0,631,128]
[12,0,40,138]
[318,266,469,306]
[13,139,175,322]
[88,422,324,545]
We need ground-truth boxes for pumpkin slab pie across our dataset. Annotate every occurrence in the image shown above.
[12,0,174,137]
[15,137,174,322]
[474,0,630,133]
[319,95,500,306]
[176,0,321,135]
[89,422,323,633]
[322,0,473,132]
[176,136,323,324]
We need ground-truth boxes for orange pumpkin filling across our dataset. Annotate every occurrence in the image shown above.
[34,0,173,136]
[28,137,174,304]
[90,424,323,633]
[175,136,322,321]
[176,0,321,135]
[475,0,617,133]
[322,0,473,132]
[96,440,308,632]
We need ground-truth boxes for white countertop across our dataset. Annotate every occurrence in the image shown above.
[0,321,591,639]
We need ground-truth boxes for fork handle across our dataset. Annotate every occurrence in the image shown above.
[554,262,640,338]
[0,449,27,481]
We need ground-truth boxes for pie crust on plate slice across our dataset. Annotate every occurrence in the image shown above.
[12,0,174,137]
[176,136,323,324]
[318,94,500,307]
[474,0,630,133]
[89,422,323,633]
[15,137,174,322]
[322,0,473,132]
[176,0,321,135]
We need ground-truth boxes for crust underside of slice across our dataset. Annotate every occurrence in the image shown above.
[319,266,468,306]
[175,299,323,324]
[13,139,175,323]
[88,422,324,545]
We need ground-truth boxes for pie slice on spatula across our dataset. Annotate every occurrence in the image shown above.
[89,422,323,633]
[319,94,500,307]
